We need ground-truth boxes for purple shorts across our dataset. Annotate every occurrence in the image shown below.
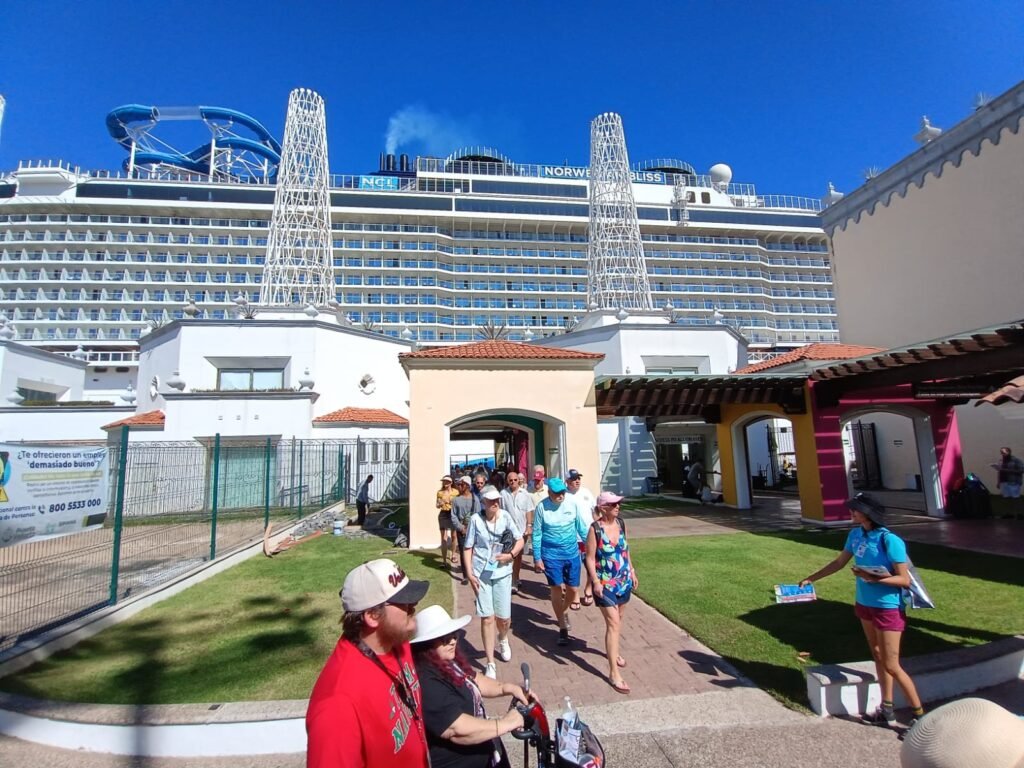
[855,603,906,632]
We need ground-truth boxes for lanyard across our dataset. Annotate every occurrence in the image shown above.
[356,641,429,761]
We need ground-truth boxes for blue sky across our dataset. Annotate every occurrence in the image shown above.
[1,1,1021,198]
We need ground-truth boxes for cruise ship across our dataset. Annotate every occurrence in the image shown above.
[0,104,835,398]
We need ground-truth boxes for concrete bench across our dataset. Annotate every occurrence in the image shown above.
[805,635,1024,716]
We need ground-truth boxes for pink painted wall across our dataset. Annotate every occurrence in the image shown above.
[809,382,964,520]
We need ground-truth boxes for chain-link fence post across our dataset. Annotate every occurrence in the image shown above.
[297,441,304,518]
[108,425,130,606]
[263,437,272,530]
[320,443,326,506]
[210,433,221,561]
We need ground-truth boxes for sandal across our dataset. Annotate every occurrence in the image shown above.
[616,656,626,668]
[580,593,594,606]
[609,677,631,694]
[569,601,582,611]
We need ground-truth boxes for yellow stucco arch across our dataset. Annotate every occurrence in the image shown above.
[716,388,827,521]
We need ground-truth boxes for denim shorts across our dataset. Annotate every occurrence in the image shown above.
[594,586,632,608]
[1000,482,1022,499]
[476,573,512,619]
[855,603,906,632]
[541,555,581,588]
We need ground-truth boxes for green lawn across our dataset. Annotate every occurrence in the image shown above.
[0,535,452,704]
[631,530,1024,709]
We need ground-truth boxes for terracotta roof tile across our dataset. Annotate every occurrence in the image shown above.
[102,410,165,430]
[734,343,885,374]
[399,340,604,360]
[313,407,408,425]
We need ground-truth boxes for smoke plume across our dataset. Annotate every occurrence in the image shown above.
[385,105,476,156]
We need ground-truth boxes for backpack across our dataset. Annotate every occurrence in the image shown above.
[881,530,935,610]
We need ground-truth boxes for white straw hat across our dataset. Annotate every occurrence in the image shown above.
[900,697,1024,768]
[410,605,472,644]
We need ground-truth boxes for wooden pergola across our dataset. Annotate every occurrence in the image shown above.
[593,374,807,424]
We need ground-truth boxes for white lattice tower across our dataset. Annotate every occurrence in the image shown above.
[259,88,333,306]
[587,112,653,311]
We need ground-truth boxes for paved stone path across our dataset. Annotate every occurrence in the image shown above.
[449,558,732,706]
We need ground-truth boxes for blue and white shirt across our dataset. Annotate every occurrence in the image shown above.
[532,496,589,562]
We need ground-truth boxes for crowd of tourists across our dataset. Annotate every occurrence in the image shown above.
[307,470,955,768]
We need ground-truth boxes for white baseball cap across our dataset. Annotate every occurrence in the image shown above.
[341,558,429,612]
[481,486,501,501]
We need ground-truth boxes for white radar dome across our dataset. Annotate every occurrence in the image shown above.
[709,163,733,186]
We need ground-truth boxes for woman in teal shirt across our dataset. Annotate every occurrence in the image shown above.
[800,493,925,729]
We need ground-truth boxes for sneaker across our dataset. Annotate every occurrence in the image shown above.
[864,705,897,728]
[497,637,512,662]
[557,627,569,646]
[484,662,497,679]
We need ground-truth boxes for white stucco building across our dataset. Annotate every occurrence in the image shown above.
[821,80,1024,486]
[540,309,747,495]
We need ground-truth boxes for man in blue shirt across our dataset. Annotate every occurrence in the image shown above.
[532,477,589,646]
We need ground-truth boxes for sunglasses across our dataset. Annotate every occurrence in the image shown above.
[436,631,459,645]
[386,602,417,614]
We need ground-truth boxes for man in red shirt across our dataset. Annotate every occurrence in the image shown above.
[307,558,430,768]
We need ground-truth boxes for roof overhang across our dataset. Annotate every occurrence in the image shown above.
[592,373,808,423]
[810,320,1024,406]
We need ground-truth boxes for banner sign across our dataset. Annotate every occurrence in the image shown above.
[359,175,400,191]
[655,434,705,444]
[540,166,668,184]
[912,382,994,399]
[0,444,109,547]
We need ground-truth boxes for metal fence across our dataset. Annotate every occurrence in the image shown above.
[0,434,408,652]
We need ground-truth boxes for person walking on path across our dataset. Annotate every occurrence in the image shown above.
[533,477,589,646]
[993,446,1023,500]
[529,465,548,501]
[500,471,534,593]
[451,476,480,586]
[410,605,537,768]
[307,558,430,768]
[686,461,705,499]
[463,487,523,679]
[436,475,460,568]
[356,474,374,526]
[566,469,597,607]
[584,491,638,694]
[800,493,926,729]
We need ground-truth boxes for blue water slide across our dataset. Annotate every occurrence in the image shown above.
[130,150,209,174]
[197,106,282,154]
[105,103,281,178]
[105,105,159,149]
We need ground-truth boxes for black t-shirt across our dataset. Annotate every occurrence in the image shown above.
[415,658,495,768]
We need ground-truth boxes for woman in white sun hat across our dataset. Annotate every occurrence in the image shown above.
[411,605,538,768]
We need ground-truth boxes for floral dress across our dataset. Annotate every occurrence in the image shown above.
[592,519,633,597]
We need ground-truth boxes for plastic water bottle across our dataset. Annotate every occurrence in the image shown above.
[561,695,577,726]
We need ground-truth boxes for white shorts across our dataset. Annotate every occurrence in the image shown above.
[475,573,512,619]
